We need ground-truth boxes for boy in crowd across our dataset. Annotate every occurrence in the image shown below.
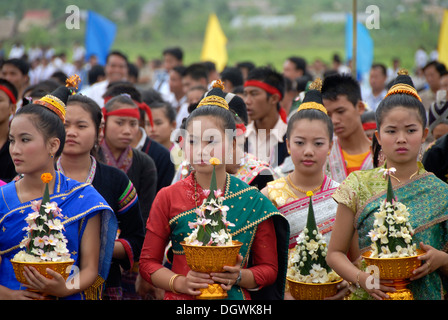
[322,73,373,182]
[243,66,288,168]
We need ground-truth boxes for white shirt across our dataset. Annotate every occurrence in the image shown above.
[80,80,109,108]
[363,88,387,112]
[245,116,288,166]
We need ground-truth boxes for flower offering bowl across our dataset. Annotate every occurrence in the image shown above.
[11,259,75,286]
[361,249,424,300]
[181,241,243,300]
[287,277,343,300]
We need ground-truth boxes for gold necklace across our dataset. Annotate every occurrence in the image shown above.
[389,169,419,183]
[287,174,323,194]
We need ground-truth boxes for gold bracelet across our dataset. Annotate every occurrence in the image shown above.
[169,274,182,294]
[355,270,361,288]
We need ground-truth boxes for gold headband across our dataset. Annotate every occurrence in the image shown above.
[33,75,81,123]
[196,80,229,110]
[384,69,422,102]
[35,95,66,123]
[297,102,328,115]
[385,83,422,102]
[296,78,327,114]
[197,95,229,110]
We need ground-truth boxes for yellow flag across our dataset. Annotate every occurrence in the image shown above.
[439,10,448,67]
[200,13,228,73]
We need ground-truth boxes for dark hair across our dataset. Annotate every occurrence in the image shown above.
[361,110,376,124]
[141,88,164,106]
[23,80,59,101]
[371,63,387,77]
[15,104,66,157]
[287,56,307,72]
[150,101,176,123]
[106,50,128,64]
[375,93,427,129]
[321,73,362,108]
[286,109,333,142]
[183,63,209,82]
[88,65,105,84]
[50,70,68,85]
[172,65,187,77]
[376,72,427,129]
[371,133,382,168]
[163,47,183,61]
[127,63,139,79]
[236,61,255,72]
[221,67,243,87]
[2,58,30,75]
[246,66,285,110]
[0,78,18,102]
[67,95,102,158]
[422,61,447,75]
[232,85,244,95]
[104,94,137,112]
[104,81,141,102]
[201,61,216,72]
[185,105,236,137]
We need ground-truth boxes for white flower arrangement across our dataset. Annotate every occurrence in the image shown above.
[367,167,418,258]
[184,158,235,247]
[287,191,340,284]
[367,197,417,258]
[13,173,71,263]
[287,226,340,283]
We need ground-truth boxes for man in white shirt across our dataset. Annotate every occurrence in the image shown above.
[81,51,129,107]
[362,63,387,111]
[166,65,189,128]
[243,66,288,168]
[153,47,183,102]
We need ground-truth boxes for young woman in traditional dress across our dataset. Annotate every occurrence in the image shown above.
[327,70,448,300]
[139,81,289,300]
[57,94,144,299]
[0,83,116,299]
[261,79,349,299]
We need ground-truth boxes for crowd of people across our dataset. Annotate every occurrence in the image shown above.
[0,41,447,301]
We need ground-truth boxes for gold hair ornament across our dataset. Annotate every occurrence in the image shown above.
[197,79,230,110]
[66,74,81,91]
[384,69,422,102]
[35,95,67,123]
[297,102,328,115]
[296,78,327,114]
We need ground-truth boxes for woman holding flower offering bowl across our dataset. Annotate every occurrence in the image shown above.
[261,78,349,299]
[57,94,144,300]
[139,81,289,300]
[0,79,116,300]
[327,70,448,300]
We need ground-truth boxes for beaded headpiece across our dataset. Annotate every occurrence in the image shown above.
[384,69,422,102]
[197,80,230,110]
[34,75,80,123]
[297,78,328,115]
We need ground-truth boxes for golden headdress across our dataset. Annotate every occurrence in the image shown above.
[297,78,328,115]
[384,69,422,102]
[197,80,230,110]
[34,75,80,123]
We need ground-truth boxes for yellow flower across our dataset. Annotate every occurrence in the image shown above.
[41,173,53,184]
[306,191,314,197]
[209,157,221,166]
